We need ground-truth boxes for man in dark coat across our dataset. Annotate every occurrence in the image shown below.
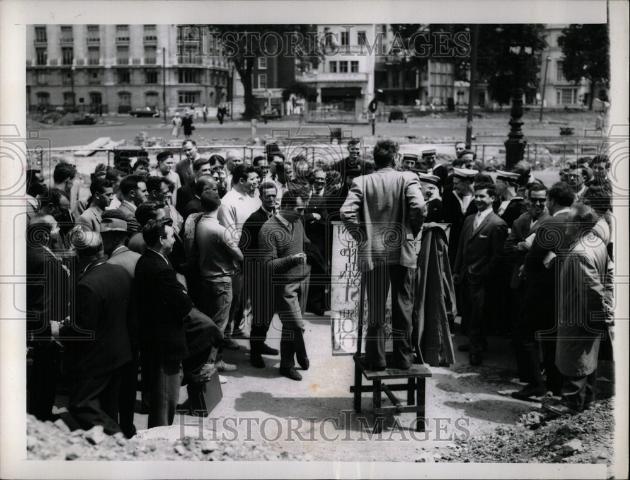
[493,170,526,228]
[176,157,212,215]
[26,214,70,421]
[418,173,444,223]
[453,182,507,365]
[330,138,374,206]
[504,183,549,384]
[442,167,478,267]
[239,181,281,368]
[134,218,193,427]
[63,227,132,435]
[512,181,575,400]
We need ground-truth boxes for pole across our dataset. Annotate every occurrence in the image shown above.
[538,56,550,123]
[162,47,167,124]
[230,64,234,120]
[465,25,479,149]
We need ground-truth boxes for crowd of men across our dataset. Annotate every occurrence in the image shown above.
[26,136,614,436]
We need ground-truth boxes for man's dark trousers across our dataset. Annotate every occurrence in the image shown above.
[461,275,487,355]
[364,264,415,369]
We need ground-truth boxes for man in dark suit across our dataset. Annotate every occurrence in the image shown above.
[26,214,70,421]
[512,181,575,400]
[63,227,132,435]
[341,140,426,371]
[176,157,212,215]
[259,191,312,381]
[180,175,217,220]
[494,170,526,228]
[239,181,281,368]
[331,138,374,203]
[134,218,193,427]
[454,182,508,365]
[418,173,444,222]
[442,167,478,267]
[504,183,549,384]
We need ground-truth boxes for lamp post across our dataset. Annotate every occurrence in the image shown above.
[538,56,551,123]
[504,45,532,170]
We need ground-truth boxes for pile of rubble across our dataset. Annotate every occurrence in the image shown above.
[442,399,614,464]
[27,415,307,461]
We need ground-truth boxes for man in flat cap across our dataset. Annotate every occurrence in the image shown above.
[442,167,478,267]
[401,154,419,172]
[418,173,444,223]
[419,148,437,172]
[494,170,526,229]
[63,226,133,435]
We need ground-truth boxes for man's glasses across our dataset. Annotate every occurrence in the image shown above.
[530,198,546,204]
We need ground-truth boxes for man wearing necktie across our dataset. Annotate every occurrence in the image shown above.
[239,182,281,368]
[454,182,508,365]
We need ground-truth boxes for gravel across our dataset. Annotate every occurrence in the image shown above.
[27,415,307,461]
[440,399,615,464]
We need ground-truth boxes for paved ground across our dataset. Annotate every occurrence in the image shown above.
[27,110,603,149]
[58,311,539,462]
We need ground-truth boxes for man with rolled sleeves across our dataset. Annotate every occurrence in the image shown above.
[341,140,425,371]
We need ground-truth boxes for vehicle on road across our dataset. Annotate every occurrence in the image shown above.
[72,114,96,125]
[130,107,161,118]
[388,108,408,123]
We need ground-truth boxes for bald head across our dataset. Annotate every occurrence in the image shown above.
[225,150,244,173]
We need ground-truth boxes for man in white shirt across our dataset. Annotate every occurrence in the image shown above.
[218,164,261,339]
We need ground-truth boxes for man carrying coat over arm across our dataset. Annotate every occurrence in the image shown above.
[341,140,426,371]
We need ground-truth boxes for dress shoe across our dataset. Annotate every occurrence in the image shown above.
[222,338,241,350]
[250,354,266,369]
[469,352,483,366]
[216,360,237,372]
[297,356,310,371]
[391,360,412,370]
[259,343,279,356]
[511,384,547,401]
[367,363,387,372]
[279,367,302,381]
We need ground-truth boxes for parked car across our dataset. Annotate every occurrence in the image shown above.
[130,107,160,118]
[388,108,407,123]
[73,114,96,125]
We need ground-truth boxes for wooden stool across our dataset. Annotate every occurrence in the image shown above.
[350,354,432,433]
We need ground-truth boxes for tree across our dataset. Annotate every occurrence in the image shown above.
[558,24,609,110]
[209,25,320,119]
[475,25,547,106]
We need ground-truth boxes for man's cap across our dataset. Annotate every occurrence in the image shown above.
[418,173,441,187]
[453,167,478,179]
[402,153,419,162]
[421,148,436,157]
[69,225,101,250]
[100,217,128,233]
[495,170,520,182]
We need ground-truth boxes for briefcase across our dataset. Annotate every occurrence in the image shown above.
[186,365,223,417]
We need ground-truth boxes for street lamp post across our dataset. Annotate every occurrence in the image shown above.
[538,56,551,123]
[504,45,532,170]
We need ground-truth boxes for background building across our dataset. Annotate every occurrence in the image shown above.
[26,24,230,114]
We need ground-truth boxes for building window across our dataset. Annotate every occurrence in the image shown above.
[351,61,359,73]
[556,87,577,105]
[178,91,201,105]
[339,61,348,73]
[329,61,337,73]
[63,92,75,106]
[62,71,73,86]
[117,46,129,65]
[358,31,367,46]
[116,25,129,42]
[35,48,47,66]
[90,92,102,105]
[35,26,47,43]
[392,71,399,88]
[60,25,73,43]
[61,47,73,65]
[340,31,349,46]
[178,69,200,83]
[87,46,99,65]
[36,71,48,85]
[258,74,267,89]
[88,71,101,85]
[118,91,132,113]
[556,60,565,82]
[144,24,157,40]
[380,24,387,35]
[87,25,99,42]
[144,46,157,64]
[36,92,50,106]
[258,57,267,69]
[118,69,131,84]
[145,70,158,84]
[145,91,159,107]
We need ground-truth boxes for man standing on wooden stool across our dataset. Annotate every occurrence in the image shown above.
[341,140,426,371]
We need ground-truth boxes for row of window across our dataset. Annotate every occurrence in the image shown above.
[323,29,368,47]
[328,61,360,73]
[33,69,226,86]
[34,25,157,43]
[35,90,202,107]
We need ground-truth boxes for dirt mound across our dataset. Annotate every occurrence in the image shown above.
[27,415,308,461]
[445,399,614,464]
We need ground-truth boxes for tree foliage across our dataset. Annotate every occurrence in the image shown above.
[210,25,320,119]
[558,24,609,109]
